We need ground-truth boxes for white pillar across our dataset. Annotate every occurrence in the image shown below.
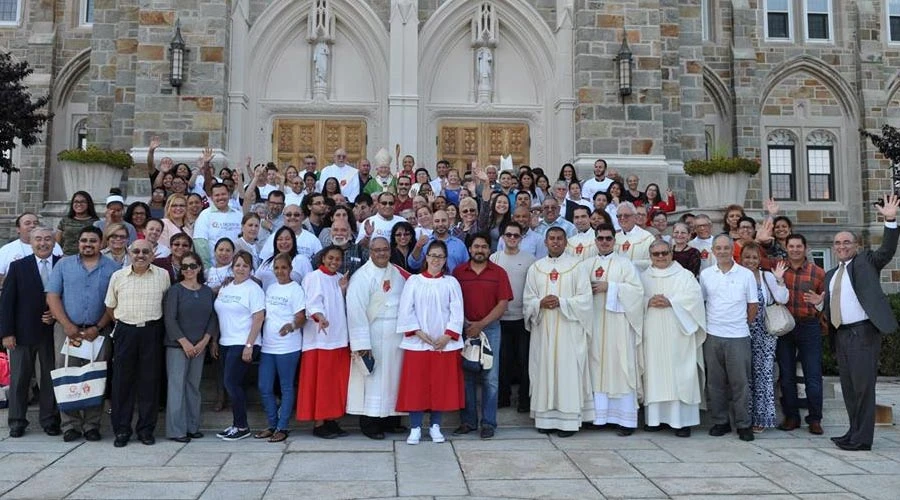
[227,0,250,160]
[388,0,419,164]
[555,0,576,168]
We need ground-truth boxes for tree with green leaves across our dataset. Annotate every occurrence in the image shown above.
[0,52,52,174]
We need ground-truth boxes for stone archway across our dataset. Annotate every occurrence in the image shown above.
[48,49,91,201]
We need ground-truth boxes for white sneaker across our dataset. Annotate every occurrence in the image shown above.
[406,427,421,445]
[429,424,445,443]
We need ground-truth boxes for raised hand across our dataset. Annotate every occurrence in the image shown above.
[772,260,788,281]
[149,136,161,151]
[755,219,774,243]
[764,198,780,217]
[665,188,674,198]
[876,193,900,220]
[364,219,374,237]
[201,147,214,165]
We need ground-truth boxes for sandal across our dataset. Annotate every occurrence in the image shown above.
[752,426,765,434]
[269,430,288,443]
[254,428,275,439]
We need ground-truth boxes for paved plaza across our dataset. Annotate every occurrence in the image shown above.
[0,380,898,499]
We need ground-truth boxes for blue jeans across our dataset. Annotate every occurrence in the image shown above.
[410,411,442,428]
[461,321,501,429]
[258,351,301,431]
[776,319,823,423]
[222,344,259,429]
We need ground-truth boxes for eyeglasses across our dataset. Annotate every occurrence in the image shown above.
[651,251,671,257]
[380,201,395,206]
[182,263,200,270]
[109,234,127,240]
[595,235,614,241]
[130,248,152,255]
[616,213,633,219]
[503,233,522,239]
[284,213,302,218]
[73,200,88,205]
[78,238,99,243]
[461,209,476,214]
[426,254,447,259]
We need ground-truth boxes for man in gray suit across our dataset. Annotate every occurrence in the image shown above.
[808,193,899,451]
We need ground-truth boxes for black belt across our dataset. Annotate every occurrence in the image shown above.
[117,319,162,328]
[837,320,871,330]
[76,324,95,329]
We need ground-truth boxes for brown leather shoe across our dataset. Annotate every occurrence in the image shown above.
[777,418,800,431]
[808,422,824,435]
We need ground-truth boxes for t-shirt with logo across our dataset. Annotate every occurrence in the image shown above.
[261,281,306,355]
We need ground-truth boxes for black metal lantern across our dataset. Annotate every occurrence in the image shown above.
[169,20,186,93]
[615,31,633,98]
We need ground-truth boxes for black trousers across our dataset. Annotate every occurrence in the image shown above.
[498,319,530,408]
[110,321,162,437]
[7,339,59,431]
[835,321,882,447]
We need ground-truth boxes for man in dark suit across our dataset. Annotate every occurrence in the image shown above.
[808,193,899,451]
[0,226,61,437]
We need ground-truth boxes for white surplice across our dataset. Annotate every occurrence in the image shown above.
[640,262,708,428]
[565,230,599,262]
[615,225,654,271]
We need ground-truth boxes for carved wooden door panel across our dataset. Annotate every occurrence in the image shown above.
[437,121,529,172]
[272,119,367,169]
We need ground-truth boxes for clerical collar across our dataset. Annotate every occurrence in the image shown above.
[421,270,443,279]
[599,251,614,258]
[318,265,337,276]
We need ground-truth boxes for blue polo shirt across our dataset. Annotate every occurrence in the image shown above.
[46,254,120,326]
[407,235,469,273]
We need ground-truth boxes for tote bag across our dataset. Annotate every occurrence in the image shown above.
[50,344,106,412]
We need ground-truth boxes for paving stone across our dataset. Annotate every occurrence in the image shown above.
[273,452,394,481]
[457,449,582,480]
[0,453,62,478]
[451,438,555,451]
[770,448,868,475]
[822,474,900,500]
[468,479,603,499]
[2,465,100,499]
[286,435,395,452]
[183,439,287,453]
[821,446,891,461]
[263,480,396,499]
[832,459,900,474]
[564,450,642,478]
[753,437,835,448]
[167,451,231,467]
[397,442,467,496]
[551,434,660,450]
[743,461,849,493]
[633,461,757,478]
[56,442,181,466]
[614,448,678,462]
[589,477,667,498]
[199,481,269,500]
[216,452,282,481]
[794,494,865,499]
[654,439,781,462]
[0,481,20,496]
[92,466,219,482]
[0,439,82,453]
[68,481,208,499]
[670,496,795,500]
[654,477,788,496]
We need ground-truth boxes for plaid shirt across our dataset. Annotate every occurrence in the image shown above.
[783,258,825,320]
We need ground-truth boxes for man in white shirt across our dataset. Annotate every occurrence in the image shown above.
[317,149,360,202]
[257,163,280,201]
[688,214,715,271]
[359,192,402,244]
[0,213,63,288]
[699,234,759,442]
[581,159,614,202]
[429,160,450,195]
[193,183,244,267]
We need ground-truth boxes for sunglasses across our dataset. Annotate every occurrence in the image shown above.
[130,248,152,255]
[284,213,302,217]
[650,251,671,257]
[461,209,476,214]
[595,235,614,241]
[381,201,395,206]
[182,263,200,270]
[503,233,522,239]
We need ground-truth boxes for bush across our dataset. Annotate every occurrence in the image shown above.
[58,145,133,169]
[683,157,760,176]
[822,292,900,376]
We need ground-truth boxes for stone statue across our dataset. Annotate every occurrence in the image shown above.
[476,46,493,90]
[313,41,329,87]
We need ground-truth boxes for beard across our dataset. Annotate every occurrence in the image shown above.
[332,235,350,246]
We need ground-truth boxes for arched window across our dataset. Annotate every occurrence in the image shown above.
[806,129,835,201]
[767,129,796,200]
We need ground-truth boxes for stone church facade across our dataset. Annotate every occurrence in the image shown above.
[1,0,900,286]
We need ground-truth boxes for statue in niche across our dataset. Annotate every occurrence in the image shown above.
[475,46,493,91]
[313,41,330,87]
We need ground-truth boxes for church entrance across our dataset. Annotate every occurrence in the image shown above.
[272,118,367,168]
[437,121,530,173]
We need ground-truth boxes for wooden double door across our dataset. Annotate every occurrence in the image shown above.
[272,119,367,168]
[438,121,530,172]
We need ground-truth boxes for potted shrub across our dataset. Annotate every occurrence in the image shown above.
[683,156,759,209]
[58,146,134,201]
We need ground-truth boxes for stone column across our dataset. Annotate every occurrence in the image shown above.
[554,0,576,167]
[388,0,419,163]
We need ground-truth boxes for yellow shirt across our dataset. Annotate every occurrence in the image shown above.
[104,264,170,325]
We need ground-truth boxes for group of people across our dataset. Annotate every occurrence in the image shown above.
[0,144,895,453]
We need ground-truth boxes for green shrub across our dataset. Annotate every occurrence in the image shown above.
[58,146,133,169]
[683,157,760,176]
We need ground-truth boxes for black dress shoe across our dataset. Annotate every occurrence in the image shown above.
[616,426,634,437]
[453,423,475,435]
[362,430,386,440]
[556,430,576,438]
[480,427,495,439]
[325,420,349,437]
[836,441,871,451]
[44,426,61,436]
[170,436,191,443]
[831,435,851,445]
[516,406,530,413]
[313,425,338,439]
[708,423,732,436]
[139,435,156,445]
[737,427,755,442]
[674,427,692,438]
[113,434,129,448]
[63,429,82,442]
[537,428,555,435]
[188,432,204,439]
[84,429,101,441]
[643,424,662,432]
[8,428,24,438]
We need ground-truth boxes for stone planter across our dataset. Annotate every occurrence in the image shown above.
[60,161,124,202]
[691,172,750,209]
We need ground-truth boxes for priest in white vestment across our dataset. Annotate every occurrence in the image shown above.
[346,237,409,439]
[640,239,707,437]
[614,202,654,271]
[565,205,599,262]
[523,227,594,436]
[587,223,645,434]
[317,148,361,202]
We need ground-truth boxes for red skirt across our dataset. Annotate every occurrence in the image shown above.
[296,347,350,421]
[395,349,464,412]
